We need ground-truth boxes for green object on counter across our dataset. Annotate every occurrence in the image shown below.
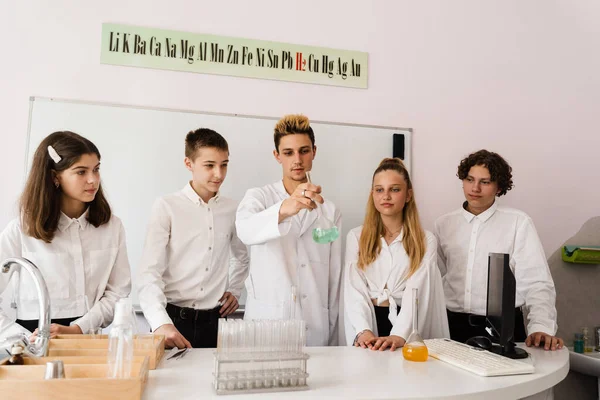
[574,333,585,354]
[562,246,600,264]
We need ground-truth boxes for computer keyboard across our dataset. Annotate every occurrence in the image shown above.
[424,338,535,377]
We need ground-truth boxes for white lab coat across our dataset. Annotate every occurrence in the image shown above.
[344,228,449,345]
[236,181,342,346]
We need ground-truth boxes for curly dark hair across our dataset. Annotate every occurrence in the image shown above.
[457,150,514,196]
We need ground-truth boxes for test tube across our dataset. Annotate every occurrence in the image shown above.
[217,318,225,353]
[290,286,297,320]
[263,321,273,388]
[220,320,227,355]
[225,321,235,391]
[236,320,245,389]
[250,321,259,388]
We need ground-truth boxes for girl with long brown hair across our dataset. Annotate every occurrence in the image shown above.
[344,158,448,350]
[0,131,131,339]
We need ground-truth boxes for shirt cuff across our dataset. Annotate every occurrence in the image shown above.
[390,324,411,341]
[227,289,241,300]
[278,219,292,236]
[145,307,174,332]
[275,200,292,236]
[353,322,372,338]
[70,315,92,335]
[527,323,556,337]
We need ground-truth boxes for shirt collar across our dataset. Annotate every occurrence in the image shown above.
[461,200,498,223]
[182,182,220,206]
[274,180,290,198]
[381,227,404,246]
[57,208,90,232]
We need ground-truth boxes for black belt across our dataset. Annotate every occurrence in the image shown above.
[16,316,81,333]
[166,303,220,323]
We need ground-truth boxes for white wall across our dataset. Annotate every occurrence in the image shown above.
[1,1,599,256]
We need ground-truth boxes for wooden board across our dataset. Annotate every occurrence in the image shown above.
[0,357,149,400]
[48,334,165,369]
[22,355,148,365]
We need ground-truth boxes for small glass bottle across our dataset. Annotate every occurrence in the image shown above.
[574,333,585,354]
[107,298,134,378]
[582,327,593,353]
[7,343,25,365]
[402,288,429,362]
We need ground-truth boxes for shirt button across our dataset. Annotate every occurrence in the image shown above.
[208,208,211,212]
[205,268,209,272]
[201,288,204,291]
[302,294,307,300]
[209,227,212,230]
[300,264,306,268]
[305,325,309,331]
[209,247,212,250]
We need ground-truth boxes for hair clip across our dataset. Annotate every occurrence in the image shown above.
[47,145,62,163]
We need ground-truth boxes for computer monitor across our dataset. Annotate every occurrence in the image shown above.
[486,253,528,359]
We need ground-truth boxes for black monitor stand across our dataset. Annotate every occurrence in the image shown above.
[489,341,529,359]
[486,253,530,360]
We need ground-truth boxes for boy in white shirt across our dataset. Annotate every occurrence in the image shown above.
[137,128,249,348]
[235,114,342,346]
[434,149,563,351]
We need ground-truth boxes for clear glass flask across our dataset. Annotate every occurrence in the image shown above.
[402,288,429,362]
[305,172,339,244]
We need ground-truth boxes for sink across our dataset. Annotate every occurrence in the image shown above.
[1,257,51,357]
[569,348,600,376]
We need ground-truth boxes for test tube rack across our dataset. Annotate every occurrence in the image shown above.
[213,319,310,395]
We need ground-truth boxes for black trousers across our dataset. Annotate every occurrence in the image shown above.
[165,303,221,348]
[446,308,527,344]
[16,316,80,333]
[374,304,400,337]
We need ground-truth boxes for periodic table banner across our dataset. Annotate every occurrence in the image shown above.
[100,23,368,89]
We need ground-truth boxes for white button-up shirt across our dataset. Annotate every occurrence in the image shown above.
[236,181,342,346]
[0,211,131,336]
[434,201,557,335]
[344,227,449,344]
[137,183,249,331]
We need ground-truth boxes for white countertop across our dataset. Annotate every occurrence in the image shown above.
[143,345,569,399]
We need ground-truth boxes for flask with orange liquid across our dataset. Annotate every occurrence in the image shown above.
[402,288,429,362]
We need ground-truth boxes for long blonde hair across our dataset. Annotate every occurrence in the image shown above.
[357,158,426,280]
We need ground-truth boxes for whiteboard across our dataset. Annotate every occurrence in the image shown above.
[26,97,412,306]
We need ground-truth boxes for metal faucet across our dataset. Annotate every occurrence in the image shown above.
[1,257,51,357]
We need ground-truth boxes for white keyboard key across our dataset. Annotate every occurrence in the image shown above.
[424,338,535,377]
